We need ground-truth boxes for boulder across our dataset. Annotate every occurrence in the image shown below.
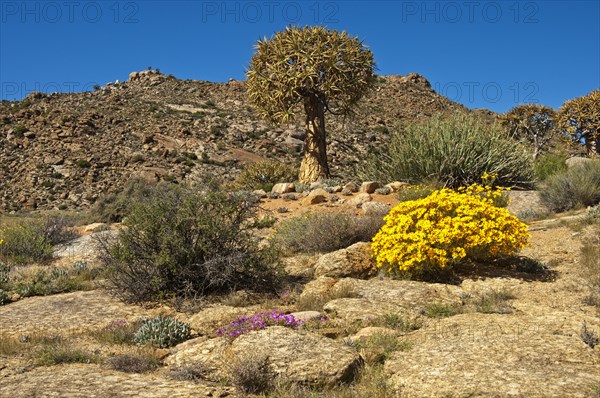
[302,188,329,205]
[347,193,372,208]
[566,156,595,169]
[83,223,109,233]
[386,181,409,192]
[290,311,324,322]
[167,327,363,386]
[272,183,295,194]
[282,255,318,278]
[360,181,382,194]
[362,201,390,217]
[384,314,600,397]
[322,278,464,322]
[314,242,377,279]
[343,182,359,193]
[350,326,397,342]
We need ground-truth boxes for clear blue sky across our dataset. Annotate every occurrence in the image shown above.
[1,0,598,113]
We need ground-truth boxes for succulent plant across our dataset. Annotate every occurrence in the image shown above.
[134,316,191,348]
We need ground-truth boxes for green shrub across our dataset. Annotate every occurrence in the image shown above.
[235,160,297,191]
[75,159,91,168]
[539,161,600,212]
[272,211,384,254]
[105,352,160,373]
[229,352,275,394]
[134,316,191,348]
[168,361,210,381]
[98,183,282,302]
[13,124,29,138]
[12,266,96,297]
[396,184,437,203]
[42,215,79,246]
[92,178,165,223]
[0,222,53,265]
[534,153,568,182]
[359,113,535,189]
[350,333,412,365]
[473,289,516,314]
[94,319,138,345]
[36,337,99,365]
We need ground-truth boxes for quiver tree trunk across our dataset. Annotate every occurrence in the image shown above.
[298,94,330,183]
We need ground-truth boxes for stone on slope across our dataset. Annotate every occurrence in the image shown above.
[322,278,463,322]
[360,181,382,194]
[313,242,377,279]
[384,314,600,397]
[347,193,372,208]
[271,183,295,194]
[167,327,363,387]
[187,305,262,336]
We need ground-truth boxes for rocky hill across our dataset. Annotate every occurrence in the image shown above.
[0,70,470,212]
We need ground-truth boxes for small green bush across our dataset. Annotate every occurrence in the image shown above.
[0,222,53,265]
[235,160,297,191]
[98,183,282,302]
[272,211,384,254]
[94,319,138,345]
[105,352,160,373]
[36,338,99,365]
[539,161,600,212]
[229,352,275,394]
[134,316,191,348]
[76,159,91,168]
[396,184,437,203]
[534,153,568,182]
[12,266,96,298]
[359,113,535,189]
[92,178,165,223]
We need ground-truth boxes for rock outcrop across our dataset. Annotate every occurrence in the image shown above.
[0,72,468,212]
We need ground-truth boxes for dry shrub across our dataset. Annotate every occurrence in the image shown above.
[272,211,385,255]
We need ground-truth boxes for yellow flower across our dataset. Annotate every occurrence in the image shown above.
[371,183,529,273]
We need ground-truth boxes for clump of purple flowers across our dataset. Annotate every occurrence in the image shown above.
[217,310,303,337]
[102,319,129,332]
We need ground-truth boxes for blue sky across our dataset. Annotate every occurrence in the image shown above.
[1,0,598,113]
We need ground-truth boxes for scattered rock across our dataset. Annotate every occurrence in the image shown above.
[566,156,595,169]
[271,183,295,194]
[314,242,377,279]
[290,311,324,322]
[386,181,408,192]
[343,182,359,193]
[302,188,328,205]
[347,193,372,208]
[252,189,267,198]
[83,223,109,233]
[283,255,318,278]
[360,181,382,194]
[385,314,600,397]
[168,327,363,386]
[322,278,463,322]
[350,326,397,342]
[362,201,390,216]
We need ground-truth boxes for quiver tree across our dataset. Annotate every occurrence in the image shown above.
[246,26,376,183]
[499,104,556,159]
[555,89,600,155]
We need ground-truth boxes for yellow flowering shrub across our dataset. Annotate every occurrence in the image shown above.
[371,184,529,274]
